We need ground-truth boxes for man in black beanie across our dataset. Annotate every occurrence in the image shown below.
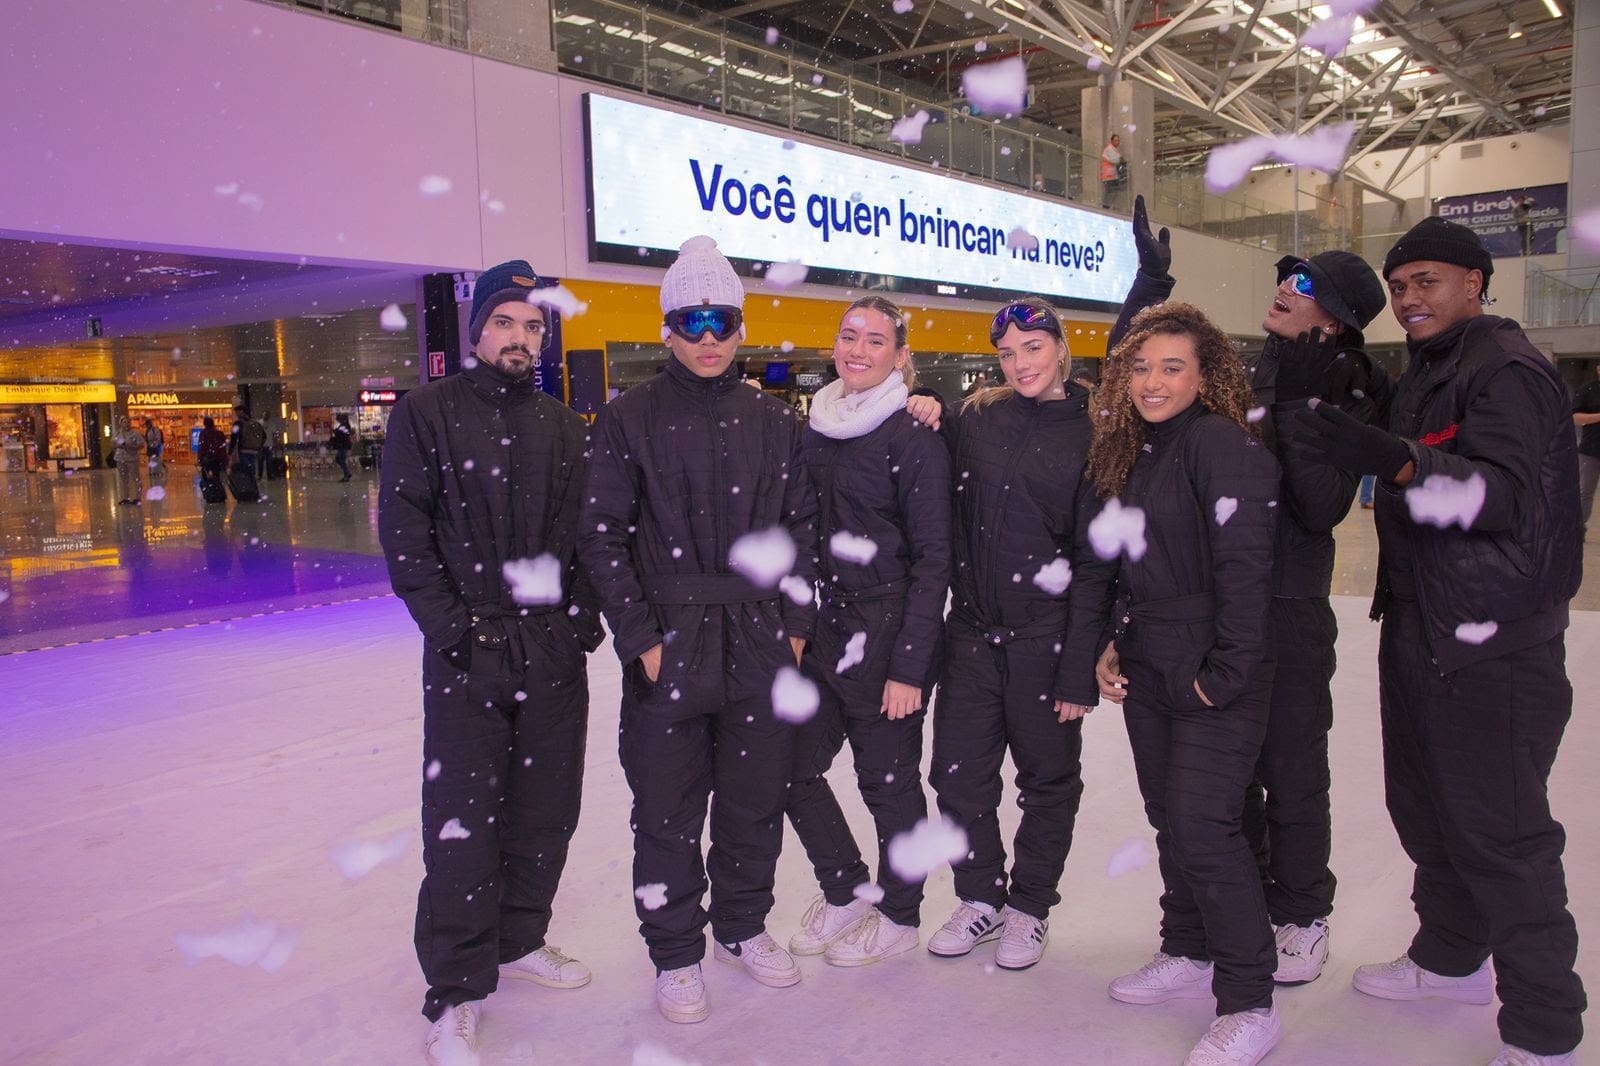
[1286,216,1585,1065]
[380,259,605,1064]
[1105,198,1390,990]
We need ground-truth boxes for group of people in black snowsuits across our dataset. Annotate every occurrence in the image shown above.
[380,209,1584,1066]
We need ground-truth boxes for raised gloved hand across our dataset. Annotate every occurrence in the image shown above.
[1274,328,1344,403]
[1132,195,1172,280]
[1285,400,1411,480]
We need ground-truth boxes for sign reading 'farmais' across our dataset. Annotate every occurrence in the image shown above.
[583,93,1136,311]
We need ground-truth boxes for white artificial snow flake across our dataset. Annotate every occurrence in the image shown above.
[502,553,563,605]
[143,486,166,502]
[836,631,868,674]
[1300,14,1358,55]
[379,303,408,331]
[331,830,413,880]
[892,0,914,11]
[1205,123,1356,193]
[891,110,932,145]
[961,56,1027,115]
[765,26,779,44]
[771,666,820,724]
[729,527,796,587]
[214,182,240,197]
[1247,406,1267,424]
[174,917,298,972]
[829,530,879,565]
[634,882,670,911]
[1573,208,1600,251]
[418,174,453,196]
[887,817,969,882]
[765,261,809,288]
[1405,472,1486,531]
[439,818,472,841]
[425,759,442,781]
[1455,621,1499,645]
[236,192,264,211]
[529,285,589,317]
[634,1042,698,1066]
[779,573,814,607]
[1088,499,1148,561]
[1033,558,1072,596]
[1214,497,1238,527]
[1007,227,1039,253]
[1106,837,1152,878]
[853,882,886,904]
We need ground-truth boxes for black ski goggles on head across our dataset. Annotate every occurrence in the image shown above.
[989,302,1063,345]
[665,305,743,342]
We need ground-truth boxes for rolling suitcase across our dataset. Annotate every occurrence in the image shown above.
[228,464,261,503]
[201,469,226,504]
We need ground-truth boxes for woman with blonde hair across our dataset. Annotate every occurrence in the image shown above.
[1087,301,1283,1066]
[905,297,1113,972]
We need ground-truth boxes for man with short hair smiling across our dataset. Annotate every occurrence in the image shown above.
[1286,217,1586,1066]
[380,259,603,1065]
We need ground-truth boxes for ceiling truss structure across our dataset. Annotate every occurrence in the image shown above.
[678,0,1573,196]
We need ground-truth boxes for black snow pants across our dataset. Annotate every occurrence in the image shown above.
[786,596,931,927]
[930,618,1084,921]
[1120,600,1276,1016]
[1379,599,1586,1056]
[1241,596,1338,927]
[618,588,797,971]
[416,611,589,1021]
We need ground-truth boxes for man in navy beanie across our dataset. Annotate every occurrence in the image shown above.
[380,259,604,1063]
[1286,217,1585,1065]
[1105,198,1391,991]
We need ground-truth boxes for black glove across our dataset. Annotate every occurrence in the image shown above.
[1132,195,1172,280]
[1274,328,1343,403]
[1285,400,1412,479]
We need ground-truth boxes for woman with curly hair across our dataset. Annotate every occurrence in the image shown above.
[1087,302,1284,1066]
[904,298,1114,973]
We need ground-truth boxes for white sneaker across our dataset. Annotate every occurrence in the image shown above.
[713,931,802,988]
[1108,951,1215,1004]
[825,909,919,967]
[995,908,1048,971]
[1489,1046,1575,1065]
[655,964,709,1024]
[1352,955,1492,1004]
[1273,919,1329,985]
[424,1002,481,1066]
[789,893,873,956]
[1183,1006,1281,1066]
[926,899,1002,958]
[498,944,592,989]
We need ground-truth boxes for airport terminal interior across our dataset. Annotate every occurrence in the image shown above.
[3,0,1598,1062]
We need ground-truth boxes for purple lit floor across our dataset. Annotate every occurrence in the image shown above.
[3,595,1596,1065]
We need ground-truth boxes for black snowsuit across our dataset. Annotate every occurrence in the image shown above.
[578,356,819,971]
[786,407,952,928]
[379,358,601,1022]
[1100,402,1281,1016]
[930,386,1113,922]
[1369,315,1585,1056]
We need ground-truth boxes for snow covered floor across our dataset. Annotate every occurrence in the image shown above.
[3,596,1595,1065]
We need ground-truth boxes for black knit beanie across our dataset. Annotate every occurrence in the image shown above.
[468,259,542,344]
[1382,216,1493,296]
[1274,250,1385,331]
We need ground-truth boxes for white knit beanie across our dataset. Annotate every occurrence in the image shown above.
[659,236,746,341]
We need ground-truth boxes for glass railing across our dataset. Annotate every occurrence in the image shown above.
[1525,263,1600,328]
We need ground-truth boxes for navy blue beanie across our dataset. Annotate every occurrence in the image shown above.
[468,259,541,344]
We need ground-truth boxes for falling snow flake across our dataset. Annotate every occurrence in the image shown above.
[379,304,408,331]
[1405,472,1486,531]
[779,574,814,607]
[853,882,887,904]
[331,830,413,880]
[1088,499,1148,561]
[1455,621,1499,645]
[1214,497,1238,527]
[503,554,563,605]
[1033,559,1072,596]
[729,527,796,588]
[765,261,809,288]
[530,284,589,317]
[439,818,472,841]
[1007,227,1039,253]
[419,174,453,196]
[961,57,1028,115]
[174,917,299,972]
[1106,838,1152,878]
[635,883,669,911]
[836,631,868,674]
[830,531,879,565]
[887,817,969,882]
[1205,124,1356,193]
[771,666,820,723]
[891,110,932,145]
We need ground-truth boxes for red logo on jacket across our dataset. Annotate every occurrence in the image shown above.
[1418,424,1458,447]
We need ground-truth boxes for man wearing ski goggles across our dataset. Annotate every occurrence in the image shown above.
[664,304,744,343]
[988,301,1064,346]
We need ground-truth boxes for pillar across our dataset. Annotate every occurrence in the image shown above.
[1082,77,1154,214]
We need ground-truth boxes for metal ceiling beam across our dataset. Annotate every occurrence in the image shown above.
[1296,50,1408,133]
[1117,0,1212,68]
[1387,112,1489,190]
[1367,1,1525,130]
[1379,99,1448,192]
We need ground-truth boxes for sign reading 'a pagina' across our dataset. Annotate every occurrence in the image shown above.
[583,93,1137,312]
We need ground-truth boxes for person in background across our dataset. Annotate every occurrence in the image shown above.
[1090,301,1282,1066]
[111,416,145,506]
[904,298,1113,974]
[331,414,354,482]
[1573,362,1600,534]
[380,258,603,1065]
[784,296,952,968]
[1100,133,1126,210]
[197,417,229,483]
[1286,216,1585,1066]
[1109,195,1391,988]
[579,235,819,1026]
[143,419,165,483]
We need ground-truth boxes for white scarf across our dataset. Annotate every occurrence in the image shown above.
[806,374,909,440]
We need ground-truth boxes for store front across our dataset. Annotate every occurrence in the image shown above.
[122,389,242,468]
[0,383,116,472]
